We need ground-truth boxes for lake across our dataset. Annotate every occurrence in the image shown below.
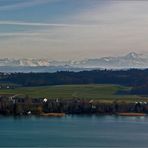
[0,115,148,147]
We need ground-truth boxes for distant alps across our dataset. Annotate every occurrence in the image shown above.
[0,52,148,72]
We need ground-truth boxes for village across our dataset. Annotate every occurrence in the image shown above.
[0,94,147,116]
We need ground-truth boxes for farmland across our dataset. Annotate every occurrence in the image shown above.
[0,84,143,101]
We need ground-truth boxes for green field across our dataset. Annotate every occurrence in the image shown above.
[0,84,144,102]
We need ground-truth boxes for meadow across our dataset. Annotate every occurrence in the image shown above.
[0,84,144,102]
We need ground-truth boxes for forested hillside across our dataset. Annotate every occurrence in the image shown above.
[0,69,148,95]
[0,69,146,86]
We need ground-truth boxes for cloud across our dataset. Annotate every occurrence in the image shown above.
[0,20,98,27]
[0,0,148,59]
[0,0,58,11]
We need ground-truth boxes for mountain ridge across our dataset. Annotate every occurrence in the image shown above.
[0,52,147,72]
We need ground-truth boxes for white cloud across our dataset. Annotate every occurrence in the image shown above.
[0,0,58,11]
[0,20,98,27]
[0,1,148,59]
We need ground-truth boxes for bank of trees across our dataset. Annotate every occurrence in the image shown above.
[0,69,148,87]
[0,69,148,94]
[0,97,147,116]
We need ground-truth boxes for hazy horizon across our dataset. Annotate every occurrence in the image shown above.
[0,0,148,60]
[0,51,146,61]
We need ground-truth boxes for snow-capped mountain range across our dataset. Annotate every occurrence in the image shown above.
[75,52,148,69]
[0,52,148,72]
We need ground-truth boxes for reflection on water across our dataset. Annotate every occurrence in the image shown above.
[0,115,148,147]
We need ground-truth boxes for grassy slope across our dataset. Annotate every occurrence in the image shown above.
[0,84,142,101]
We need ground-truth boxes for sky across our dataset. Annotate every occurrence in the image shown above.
[0,0,148,60]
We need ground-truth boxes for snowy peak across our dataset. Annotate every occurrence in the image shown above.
[73,52,148,69]
[0,52,147,70]
[124,52,142,59]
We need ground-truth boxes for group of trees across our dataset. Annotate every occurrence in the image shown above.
[0,97,148,115]
[0,69,148,94]
[0,69,148,87]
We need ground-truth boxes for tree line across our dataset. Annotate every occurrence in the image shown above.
[0,69,148,94]
[0,96,147,116]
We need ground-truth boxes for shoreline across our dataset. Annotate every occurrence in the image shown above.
[40,113,66,117]
[116,112,146,116]
[1,112,147,117]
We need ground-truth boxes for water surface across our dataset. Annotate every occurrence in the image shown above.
[0,115,148,147]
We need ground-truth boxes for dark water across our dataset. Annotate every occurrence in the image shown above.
[0,115,148,147]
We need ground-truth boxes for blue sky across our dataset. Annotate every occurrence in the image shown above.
[0,0,148,59]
